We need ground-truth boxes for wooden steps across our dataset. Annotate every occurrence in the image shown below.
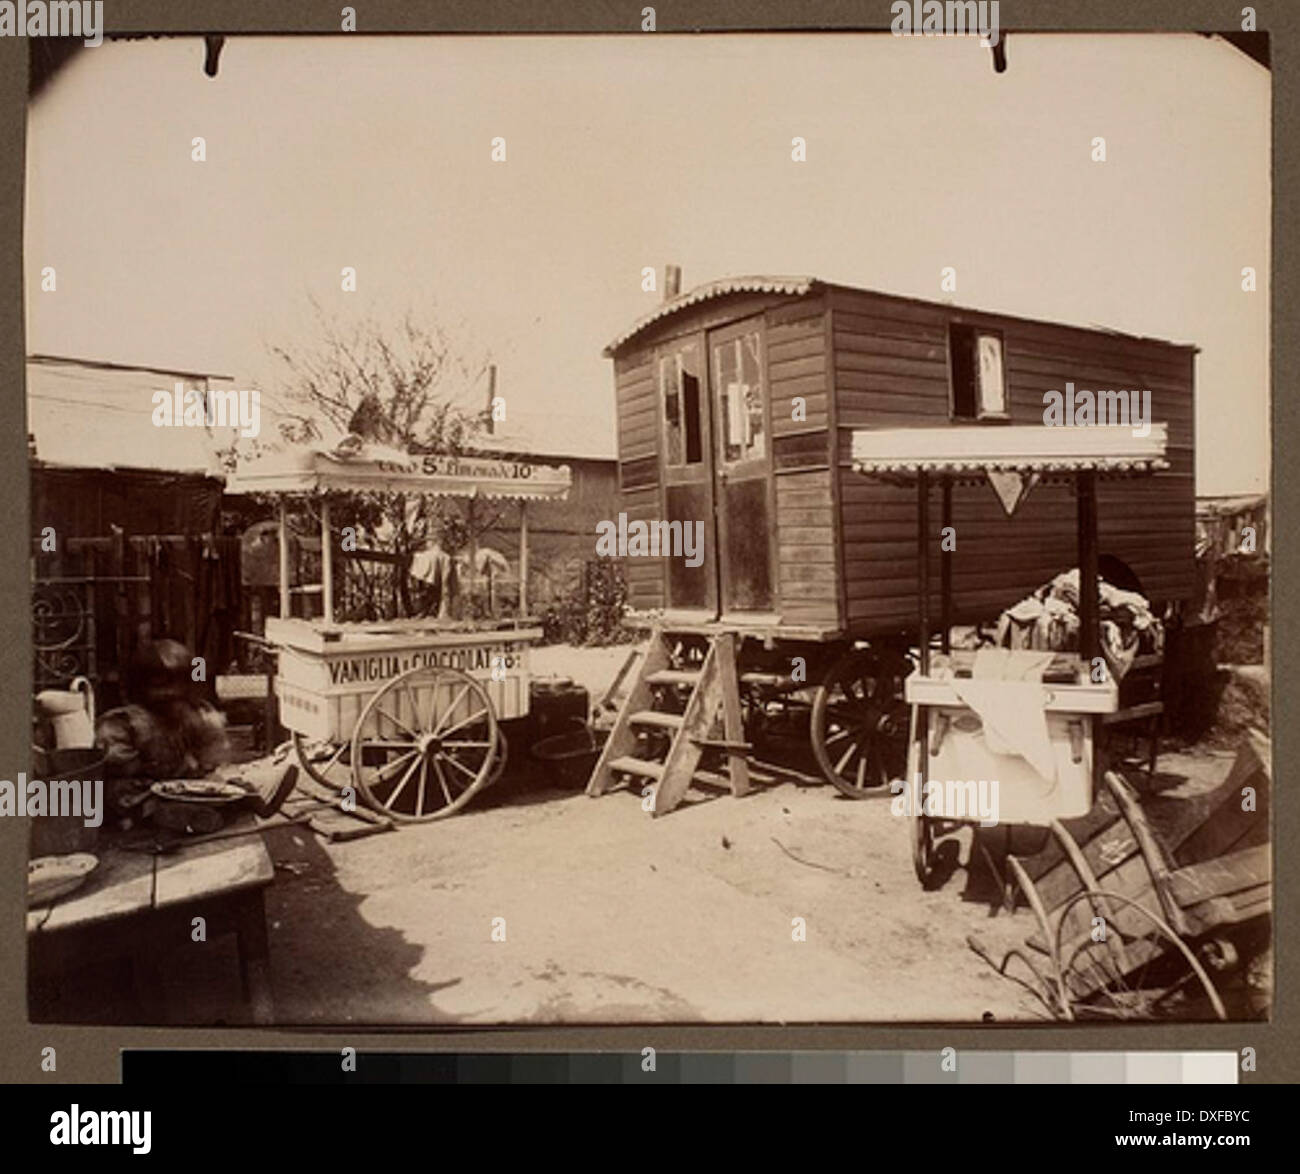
[586,629,751,816]
[629,710,684,730]
[690,769,734,790]
[607,756,664,781]
[645,669,703,687]
[604,757,739,792]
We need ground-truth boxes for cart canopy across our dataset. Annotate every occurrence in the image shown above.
[226,440,571,501]
[851,423,1169,482]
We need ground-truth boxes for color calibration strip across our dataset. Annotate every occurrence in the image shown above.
[123,1050,1240,1084]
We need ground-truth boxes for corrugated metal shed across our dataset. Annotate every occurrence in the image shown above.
[476,409,616,462]
[27,354,236,475]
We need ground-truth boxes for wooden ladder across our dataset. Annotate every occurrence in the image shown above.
[585,629,751,815]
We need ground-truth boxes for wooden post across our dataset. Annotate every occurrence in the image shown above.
[1077,469,1101,791]
[518,500,529,618]
[940,476,953,655]
[320,496,334,625]
[264,642,279,753]
[916,470,931,800]
[917,470,930,675]
[715,631,750,797]
[109,526,132,680]
[1077,471,1099,663]
[467,509,479,616]
[277,500,291,619]
[85,543,98,685]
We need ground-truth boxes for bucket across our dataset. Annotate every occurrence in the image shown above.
[35,678,96,749]
[532,720,607,789]
[27,747,107,857]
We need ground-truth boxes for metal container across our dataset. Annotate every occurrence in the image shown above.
[28,747,106,857]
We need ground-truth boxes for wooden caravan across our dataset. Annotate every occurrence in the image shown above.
[606,275,1195,635]
[592,276,1196,814]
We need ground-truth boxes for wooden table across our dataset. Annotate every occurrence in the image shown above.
[28,814,276,1024]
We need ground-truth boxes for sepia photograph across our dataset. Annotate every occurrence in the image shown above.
[20,25,1270,1028]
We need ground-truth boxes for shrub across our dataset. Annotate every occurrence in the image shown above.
[540,558,630,646]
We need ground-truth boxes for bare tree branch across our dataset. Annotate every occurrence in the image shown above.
[266,303,502,620]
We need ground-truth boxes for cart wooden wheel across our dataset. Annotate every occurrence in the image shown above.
[487,729,509,787]
[812,646,911,797]
[293,733,352,791]
[296,729,505,793]
[1054,889,1227,1021]
[912,810,937,887]
[1005,853,1074,1019]
[903,709,938,887]
[350,665,500,822]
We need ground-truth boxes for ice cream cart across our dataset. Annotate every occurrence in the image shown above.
[850,424,1171,884]
[227,442,571,821]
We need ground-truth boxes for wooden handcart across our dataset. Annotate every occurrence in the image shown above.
[227,444,571,821]
[850,423,1171,882]
[850,426,1270,1018]
[979,734,1271,1020]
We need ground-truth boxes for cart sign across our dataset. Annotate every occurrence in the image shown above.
[274,632,536,743]
[376,455,539,481]
[325,641,527,686]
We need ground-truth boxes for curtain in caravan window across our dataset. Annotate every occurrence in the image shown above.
[716,331,764,464]
[976,333,1007,417]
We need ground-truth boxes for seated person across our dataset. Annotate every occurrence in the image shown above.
[96,639,231,783]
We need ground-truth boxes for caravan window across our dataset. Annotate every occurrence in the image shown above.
[714,330,765,465]
[949,325,1007,420]
[660,345,703,466]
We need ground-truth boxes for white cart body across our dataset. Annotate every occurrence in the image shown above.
[903,664,1116,824]
[268,616,541,744]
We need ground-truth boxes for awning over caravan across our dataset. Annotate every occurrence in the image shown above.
[851,424,1169,482]
[226,441,571,501]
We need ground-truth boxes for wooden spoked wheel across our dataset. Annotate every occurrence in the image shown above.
[294,732,352,791]
[350,666,500,822]
[912,810,937,888]
[296,727,506,794]
[1054,890,1227,1021]
[904,712,937,887]
[812,646,911,798]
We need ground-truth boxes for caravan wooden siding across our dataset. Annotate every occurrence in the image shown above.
[829,286,1195,629]
[607,277,1196,638]
[767,296,831,436]
[614,345,666,610]
[774,469,839,628]
[766,294,839,629]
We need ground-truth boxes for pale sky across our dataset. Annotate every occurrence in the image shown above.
[25,33,1269,493]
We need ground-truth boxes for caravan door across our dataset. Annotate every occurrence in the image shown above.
[708,318,776,618]
[655,334,718,618]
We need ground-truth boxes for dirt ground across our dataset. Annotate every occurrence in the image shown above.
[255,644,1247,1026]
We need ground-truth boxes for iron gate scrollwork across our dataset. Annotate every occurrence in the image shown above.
[32,579,93,688]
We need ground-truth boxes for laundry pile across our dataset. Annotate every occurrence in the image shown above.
[994,568,1163,681]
